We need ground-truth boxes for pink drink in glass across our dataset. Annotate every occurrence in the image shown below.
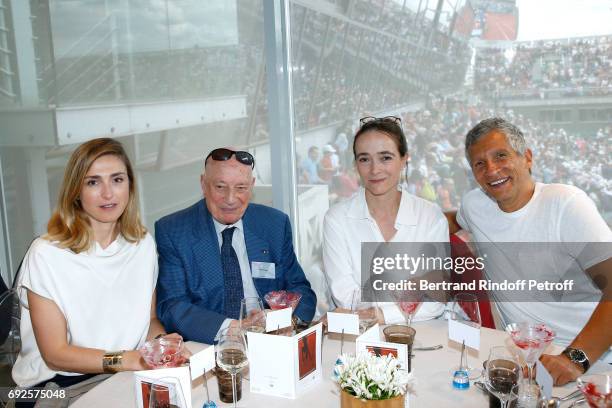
[577,374,612,408]
[264,290,302,311]
[398,300,422,326]
[139,336,187,369]
[506,323,555,365]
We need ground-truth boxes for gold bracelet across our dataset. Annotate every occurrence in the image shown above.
[102,350,124,374]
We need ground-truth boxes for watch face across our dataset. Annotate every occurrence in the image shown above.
[569,349,586,362]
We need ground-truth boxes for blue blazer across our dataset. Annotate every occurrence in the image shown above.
[155,199,316,344]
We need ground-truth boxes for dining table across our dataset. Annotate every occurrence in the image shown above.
[71,319,610,407]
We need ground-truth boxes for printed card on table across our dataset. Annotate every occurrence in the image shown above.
[327,311,360,335]
[448,318,480,350]
[355,324,409,370]
[188,345,215,380]
[248,322,323,399]
[535,360,553,399]
[134,366,192,408]
[266,307,293,332]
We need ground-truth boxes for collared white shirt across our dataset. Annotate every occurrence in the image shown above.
[212,219,259,337]
[323,187,449,323]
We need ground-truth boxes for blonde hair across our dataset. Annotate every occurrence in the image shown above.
[45,138,146,253]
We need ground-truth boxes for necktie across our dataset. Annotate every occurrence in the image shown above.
[221,227,244,319]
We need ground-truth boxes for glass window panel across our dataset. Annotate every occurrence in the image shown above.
[291,0,611,319]
[0,0,271,281]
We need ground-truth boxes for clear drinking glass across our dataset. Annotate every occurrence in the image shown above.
[215,327,249,408]
[450,292,481,379]
[239,297,266,333]
[506,322,555,405]
[577,373,612,408]
[511,379,547,408]
[485,346,522,408]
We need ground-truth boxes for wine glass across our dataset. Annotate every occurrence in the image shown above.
[577,373,612,408]
[395,291,423,327]
[216,327,249,408]
[485,346,522,408]
[450,293,481,379]
[506,322,555,404]
[351,288,380,333]
[239,297,266,333]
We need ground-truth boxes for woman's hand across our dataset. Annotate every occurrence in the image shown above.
[121,350,151,371]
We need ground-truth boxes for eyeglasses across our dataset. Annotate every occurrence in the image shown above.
[204,148,255,169]
[359,116,402,126]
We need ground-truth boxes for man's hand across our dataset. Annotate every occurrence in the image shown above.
[540,354,584,386]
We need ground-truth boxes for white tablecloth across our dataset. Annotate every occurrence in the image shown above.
[72,319,609,407]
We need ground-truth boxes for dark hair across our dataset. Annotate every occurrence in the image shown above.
[352,119,408,158]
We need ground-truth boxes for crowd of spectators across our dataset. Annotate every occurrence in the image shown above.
[290,1,471,130]
[474,36,612,99]
[405,95,611,219]
[300,94,611,223]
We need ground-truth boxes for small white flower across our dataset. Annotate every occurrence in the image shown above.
[334,352,414,400]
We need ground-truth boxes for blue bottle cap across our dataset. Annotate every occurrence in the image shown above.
[452,370,470,389]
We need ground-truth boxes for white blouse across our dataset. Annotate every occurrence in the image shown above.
[323,187,449,323]
[12,234,158,387]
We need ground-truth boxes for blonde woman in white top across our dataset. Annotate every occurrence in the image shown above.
[12,138,178,399]
[323,116,448,323]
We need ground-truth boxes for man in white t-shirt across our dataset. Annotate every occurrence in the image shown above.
[446,117,612,385]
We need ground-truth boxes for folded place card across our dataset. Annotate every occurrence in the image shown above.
[535,360,553,399]
[266,307,293,332]
[248,323,323,399]
[188,345,215,380]
[448,318,481,350]
[134,365,192,408]
[327,312,360,335]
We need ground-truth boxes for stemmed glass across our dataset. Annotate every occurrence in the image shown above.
[351,288,380,333]
[485,346,521,408]
[239,297,266,334]
[395,292,423,327]
[216,327,249,408]
[577,373,612,408]
[506,322,555,404]
[450,293,481,379]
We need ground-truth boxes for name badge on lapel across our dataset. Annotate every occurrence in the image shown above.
[251,262,275,279]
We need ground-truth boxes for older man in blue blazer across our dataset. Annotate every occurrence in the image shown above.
[155,148,316,344]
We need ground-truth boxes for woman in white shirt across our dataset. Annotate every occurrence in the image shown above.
[12,138,175,398]
[323,116,449,323]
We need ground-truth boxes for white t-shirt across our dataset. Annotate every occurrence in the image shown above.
[323,187,449,323]
[12,234,158,387]
[457,182,612,346]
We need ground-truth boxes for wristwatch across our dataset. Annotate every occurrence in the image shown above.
[562,347,590,373]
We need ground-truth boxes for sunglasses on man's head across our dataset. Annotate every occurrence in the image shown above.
[205,148,255,169]
[359,116,402,126]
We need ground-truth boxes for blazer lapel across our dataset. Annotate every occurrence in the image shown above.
[243,207,272,264]
[191,201,224,296]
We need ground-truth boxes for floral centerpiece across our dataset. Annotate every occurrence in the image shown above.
[335,352,414,407]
